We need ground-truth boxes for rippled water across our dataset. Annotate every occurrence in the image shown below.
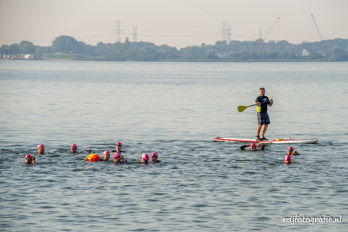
[0,61,347,231]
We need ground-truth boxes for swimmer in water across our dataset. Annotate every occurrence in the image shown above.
[113,152,126,164]
[150,152,160,163]
[240,143,265,151]
[37,144,44,155]
[284,147,300,164]
[113,142,123,153]
[70,144,78,154]
[24,154,37,164]
[287,146,299,156]
[140,153,149,164]
[284,153,291,164]
[102,150,110,161]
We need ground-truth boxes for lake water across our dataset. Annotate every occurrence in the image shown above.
[0,60,347,231]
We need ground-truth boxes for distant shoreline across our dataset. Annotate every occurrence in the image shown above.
[1,36,348,62]
[1,58,346,62]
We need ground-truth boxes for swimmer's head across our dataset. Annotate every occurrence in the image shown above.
[113,152,123,163]
[25,154,32,159]
[151,152,158,162]
[103,150,110,161]
[116,142,122,147]
[141,153,149,161]
[25,154,32,163]
[115,142,122,152]
[251,143,257,149]
[71,144,77,153]
[37,144,44,154]
[37,144,44,149]
[113,152,121,159]
[288,146,294,151]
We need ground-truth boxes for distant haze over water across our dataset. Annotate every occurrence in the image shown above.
[0,0,347,47]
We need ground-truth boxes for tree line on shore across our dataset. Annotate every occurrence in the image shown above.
[1,35,348,61]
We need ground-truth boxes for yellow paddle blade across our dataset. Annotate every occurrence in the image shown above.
[237,105,248,112]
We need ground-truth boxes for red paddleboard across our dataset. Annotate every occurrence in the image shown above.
[213,137,318,144]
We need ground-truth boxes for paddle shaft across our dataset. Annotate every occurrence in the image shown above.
[238,104,257,112]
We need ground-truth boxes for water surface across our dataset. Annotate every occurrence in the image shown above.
[0,61,347,231]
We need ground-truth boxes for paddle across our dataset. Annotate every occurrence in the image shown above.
[237,104,257,112]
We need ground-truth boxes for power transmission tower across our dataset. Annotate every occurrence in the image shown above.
[221,20,227,42]
[226,23,231,43]
[132,24,138,42]
[221,20,231,43]
[115,20,123,43]
[311,14,323,41]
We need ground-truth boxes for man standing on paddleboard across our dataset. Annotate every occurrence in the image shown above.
[255,87,273,140]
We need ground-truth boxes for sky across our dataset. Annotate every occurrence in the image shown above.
[0,0,347,48]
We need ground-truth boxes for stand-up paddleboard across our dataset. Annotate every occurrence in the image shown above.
[213,137,318,144]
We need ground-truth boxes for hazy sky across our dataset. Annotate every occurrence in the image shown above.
[1,0,347,47]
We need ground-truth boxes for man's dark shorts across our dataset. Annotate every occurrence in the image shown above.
[257,112,270,125]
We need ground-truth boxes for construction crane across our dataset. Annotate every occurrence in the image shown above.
[264,17,280,41]
[311,14,323,41]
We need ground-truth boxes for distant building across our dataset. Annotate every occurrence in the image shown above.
[1,54,35,60]
[2,54,11,59]
[302,49,310,57]
[23,54,34,59]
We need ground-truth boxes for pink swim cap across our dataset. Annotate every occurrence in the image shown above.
[284,154,291,164]
[104,150,110,156]
[151,152,158,157]
[37,144,44,149]
[288,146,294,150]
[113,152,121,159]
[25,154,32,159]
[251,143,257,148]
[142,153,149,161]
[116,142,122,146]
[71,144,77,148]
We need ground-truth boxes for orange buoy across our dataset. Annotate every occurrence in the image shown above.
[86,154,100,162]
